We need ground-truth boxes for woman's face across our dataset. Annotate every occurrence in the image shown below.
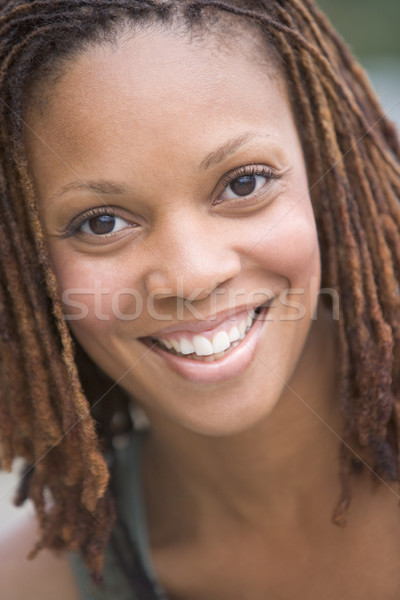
[24,27,321,436]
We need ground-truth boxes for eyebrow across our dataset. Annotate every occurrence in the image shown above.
[199,131,261,171]
[52,131,265,200]
[53,180,130,199]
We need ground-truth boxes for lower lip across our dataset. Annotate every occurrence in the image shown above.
[140,308,269,384]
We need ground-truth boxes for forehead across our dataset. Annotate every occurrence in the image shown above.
[24,21,285,122]
[23,27,295,195]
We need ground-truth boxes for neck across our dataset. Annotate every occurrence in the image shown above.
[142,305,342,538]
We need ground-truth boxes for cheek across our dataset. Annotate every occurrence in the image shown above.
[48,244,145,333]
[249,201,321,286]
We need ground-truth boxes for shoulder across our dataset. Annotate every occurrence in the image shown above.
[0,509,80,600]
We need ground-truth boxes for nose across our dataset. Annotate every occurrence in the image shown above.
[144,216,242,301]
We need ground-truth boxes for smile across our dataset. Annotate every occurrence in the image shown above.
[150,309,257,361]
[140,302,271,384]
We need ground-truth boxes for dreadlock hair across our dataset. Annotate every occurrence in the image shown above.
[0,0,399,581]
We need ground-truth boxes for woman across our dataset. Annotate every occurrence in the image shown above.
[0,1,399,598]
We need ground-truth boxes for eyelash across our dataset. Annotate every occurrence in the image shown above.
[64,206,133,239]
[65,164,279,239]
[216,164,280,205]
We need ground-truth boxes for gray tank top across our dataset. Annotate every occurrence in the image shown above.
[69,431,168,600]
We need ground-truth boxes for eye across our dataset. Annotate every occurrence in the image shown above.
[79,214,129,236]
[215,165,278,205]
[65,207,136,242]
[221,174,267,200]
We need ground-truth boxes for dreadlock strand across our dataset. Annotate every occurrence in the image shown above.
[0,181,65,444]
[0,230,62,447]
[288,40,388,458]
[12,149,110,502]
[351,146,398,325]
[288,0,391,154]
[302,0,400,158]
[271,26,357,512]
[1,45,111,548]
[193,0,400,175]
[0,0,398,580]
[343,177,394,445]
[0,349,18,470]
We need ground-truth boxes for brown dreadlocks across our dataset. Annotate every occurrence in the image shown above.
[0,0,399,580]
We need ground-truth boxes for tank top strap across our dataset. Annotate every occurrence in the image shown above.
[114,431,168,600]
[69,430,168,600]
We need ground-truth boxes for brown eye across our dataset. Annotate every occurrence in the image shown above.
[87,215,116,234]
[78,213,130,236]
[219,172,268,202]
[230,175,258,197]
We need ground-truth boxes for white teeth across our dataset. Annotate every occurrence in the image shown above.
[155,311,258,357]
[212,331,231,353]
[157,337,171,350]
[193,335,214,356]
[180,338,195,355]
[170,339,181,353]
[228,326,240,342]
[238,320,247,337]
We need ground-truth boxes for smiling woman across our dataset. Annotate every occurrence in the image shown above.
[26,28,318,403]
[0,2,399,600]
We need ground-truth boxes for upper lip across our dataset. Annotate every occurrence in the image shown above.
[145,299,272,338]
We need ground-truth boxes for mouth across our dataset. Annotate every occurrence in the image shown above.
[148,304,265,361]
[139,301,271,383]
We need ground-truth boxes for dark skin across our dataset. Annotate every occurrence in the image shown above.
[2,305,399,599]
[3,26,400,600]
[142,304,400,599]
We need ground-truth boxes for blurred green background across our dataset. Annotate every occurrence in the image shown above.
[317,0,400,58]
[316,0,400,126]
